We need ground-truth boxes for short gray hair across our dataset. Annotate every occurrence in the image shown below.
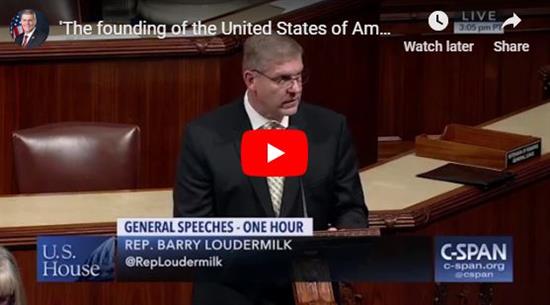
[242,35,303,72]
[0,246,26,305]
[20,9,36,19]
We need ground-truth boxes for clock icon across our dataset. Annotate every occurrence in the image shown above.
[428,11,449,31]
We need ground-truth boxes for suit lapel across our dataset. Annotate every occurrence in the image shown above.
[231,101,275,217]
[249,177,275,217]
[279,107,308,217]
[279,177,300,216]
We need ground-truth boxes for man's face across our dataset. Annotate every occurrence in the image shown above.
[21,13,36,33]
[245,56,304,121]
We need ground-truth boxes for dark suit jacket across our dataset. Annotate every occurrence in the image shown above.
[173,100,368,305]
[15,30,47,48]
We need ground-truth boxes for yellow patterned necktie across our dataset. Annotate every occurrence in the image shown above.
[261,121,285,216]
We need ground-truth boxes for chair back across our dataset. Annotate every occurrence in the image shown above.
[13,122,140,193]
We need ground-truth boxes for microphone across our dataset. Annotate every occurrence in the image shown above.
[287,123,309,218]
[299,177,308,218]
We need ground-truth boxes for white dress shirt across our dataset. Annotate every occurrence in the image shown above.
[244,91,289,130]
[22,28,36,46]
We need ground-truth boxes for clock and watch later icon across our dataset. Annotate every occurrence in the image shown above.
[428,11,449,31]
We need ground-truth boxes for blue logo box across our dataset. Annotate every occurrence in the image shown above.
[435,236,513,282]
[37,236,115,282]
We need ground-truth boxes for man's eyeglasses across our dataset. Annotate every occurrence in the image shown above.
[252,69,309,88]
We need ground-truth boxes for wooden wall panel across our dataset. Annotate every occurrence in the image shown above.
[0,41,379,194]
[378,31,550,138]
[543,65,550,99]
[0,64,18,194]
[219,50,246,105]
[0,56,223,194]
[0,0,382,195]
[300,35,379,166]
[381,0,550,12]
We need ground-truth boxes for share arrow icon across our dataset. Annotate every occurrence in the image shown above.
[501,13,521,29]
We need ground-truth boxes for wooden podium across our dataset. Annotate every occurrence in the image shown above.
[292,229,380,305]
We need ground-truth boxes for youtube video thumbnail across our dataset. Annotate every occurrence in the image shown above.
[1,1,549,305]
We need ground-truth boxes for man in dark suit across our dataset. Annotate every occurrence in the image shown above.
[173,34,368,305]
[15,9,47,49]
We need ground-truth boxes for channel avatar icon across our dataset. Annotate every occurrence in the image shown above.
[241,129,308,177]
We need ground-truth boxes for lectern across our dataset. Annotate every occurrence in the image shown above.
[292,229,380,305]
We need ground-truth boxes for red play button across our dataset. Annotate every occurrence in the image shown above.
[241,129,308,177]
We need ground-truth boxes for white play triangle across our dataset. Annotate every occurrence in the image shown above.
[267,143,285,163]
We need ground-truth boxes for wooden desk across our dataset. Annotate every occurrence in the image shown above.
[354,102,550,305]
[362,101,549,224]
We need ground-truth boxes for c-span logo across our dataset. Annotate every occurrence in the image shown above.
[435,236,513,282]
